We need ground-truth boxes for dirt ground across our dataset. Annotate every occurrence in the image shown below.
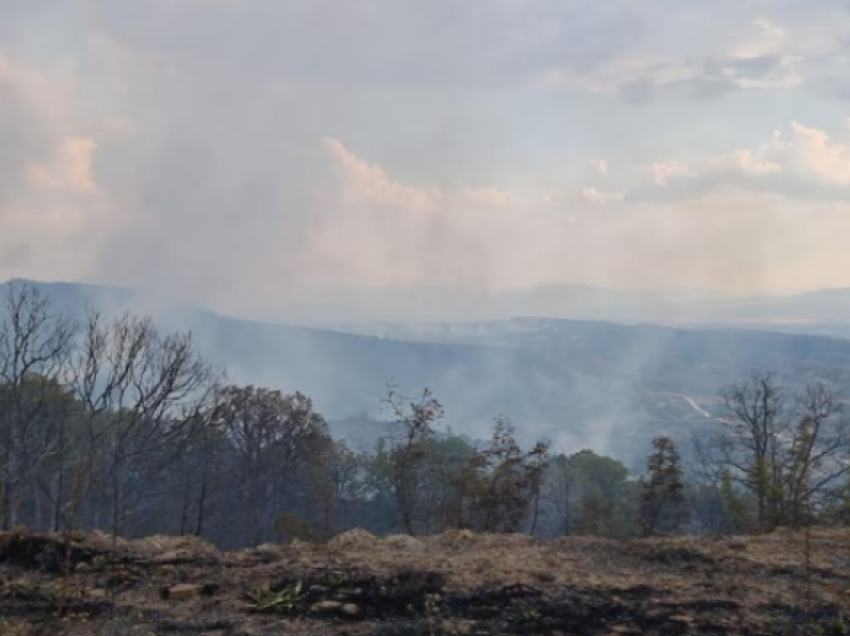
[2,527,849,635]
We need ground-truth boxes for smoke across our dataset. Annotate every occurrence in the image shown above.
[1,0,850,319]
[3,0,850,462]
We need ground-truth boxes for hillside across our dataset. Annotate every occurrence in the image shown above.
[2,528,849,635]
[214,283,850,327]
[5,280,850,461]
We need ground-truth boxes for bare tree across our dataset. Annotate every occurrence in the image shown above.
[67,311,216,538]
[0,282,74,529]
[691,435,748,534]
[454,416,551,534]
[718,373,787,527]
[705,373,850,530]
[382,386,444,535]
[781,385,849,526]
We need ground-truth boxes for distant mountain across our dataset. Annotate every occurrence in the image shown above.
[268,284,707,325]
[25,278,848,335]
[4,279,850,466]
[266,284,850,336]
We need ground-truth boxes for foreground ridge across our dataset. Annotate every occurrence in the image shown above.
[1,528,849,635]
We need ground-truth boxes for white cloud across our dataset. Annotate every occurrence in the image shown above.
[635,120,850,196]
[722,150,782,176]
[4,0,850,305]
[790,121,850,185]
[0,49,120,283]
[716,131,788,177]
[579,186,624,205]
[648,161,692,187]
[323,138,442,212]
[719,120,850,187]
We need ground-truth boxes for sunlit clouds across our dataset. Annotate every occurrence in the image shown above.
[2,0,850,315]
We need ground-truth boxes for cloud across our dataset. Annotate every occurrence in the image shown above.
[754,18,785,38]
[303,138,850,297]
[544,51,802,98]
[3,0,850,310]
[535,4,850,100]
[539,57,706,96]
[323,138,442,212]
[715,131,788,177]
[720,149,782,176]
[579,186,624,205]
[463,187,512,208]
[0,49,118,282]
[631,119,850,201]
[26,137,99,193]
[790,121,850,185]
[648,161,692,187]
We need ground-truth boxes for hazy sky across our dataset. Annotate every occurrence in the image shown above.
[3,0,850,315]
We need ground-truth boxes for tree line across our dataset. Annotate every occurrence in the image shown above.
[1,282,849,548]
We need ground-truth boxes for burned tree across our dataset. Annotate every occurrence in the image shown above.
[67,311,217,538]
[382,386,444,535]
[213,385,332,546]
[0,282,75,530]
[705,373,850,530]
[639,436,687,536]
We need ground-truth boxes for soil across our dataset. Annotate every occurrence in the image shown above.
[1,527,849,635]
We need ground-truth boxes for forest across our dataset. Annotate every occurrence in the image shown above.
[2,282,849,549]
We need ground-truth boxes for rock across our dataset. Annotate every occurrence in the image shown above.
[310,600,343,613]
[340,603,360,617]
[309,600,360,618]
[86,588,108,599]
[166,583,203,601]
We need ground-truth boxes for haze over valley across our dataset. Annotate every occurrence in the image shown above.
[4,0,850,460]
[8,279,850,466]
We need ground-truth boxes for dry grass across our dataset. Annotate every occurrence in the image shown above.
[2,528,850,635]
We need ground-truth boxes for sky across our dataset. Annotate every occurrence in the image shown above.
[2,0,850,317]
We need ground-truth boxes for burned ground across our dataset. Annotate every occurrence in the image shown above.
[1,528,849,635]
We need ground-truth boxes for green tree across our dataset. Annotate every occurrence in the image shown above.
[556,450,634,538]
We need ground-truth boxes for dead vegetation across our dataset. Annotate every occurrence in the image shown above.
[1,528,849,635]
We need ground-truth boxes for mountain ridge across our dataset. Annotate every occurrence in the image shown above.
[4,279,850,463]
